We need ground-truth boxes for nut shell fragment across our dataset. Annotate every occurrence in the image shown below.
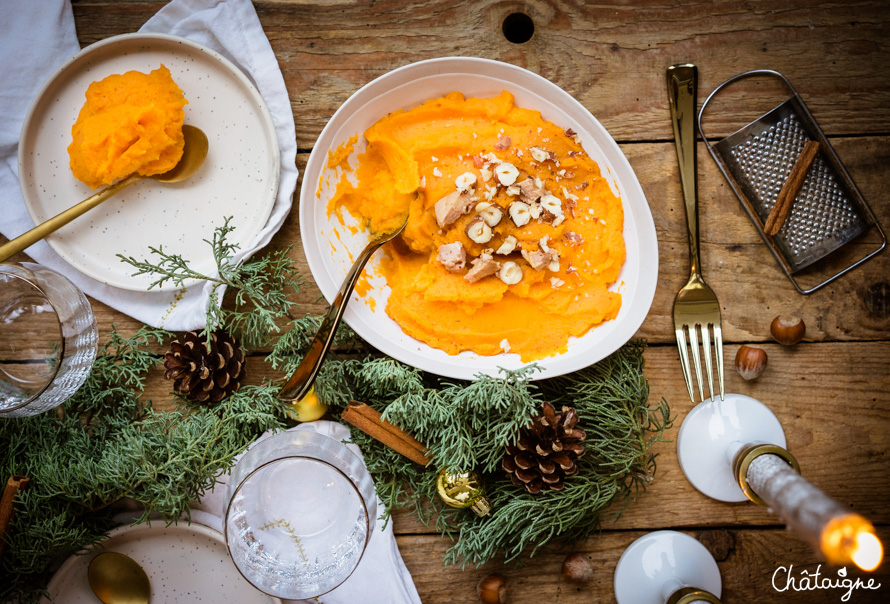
[521,247,554,271]
[434,190,475,228]
[436,241,466,272]
[464,253,500,283]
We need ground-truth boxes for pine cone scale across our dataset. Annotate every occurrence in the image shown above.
[538,458,556,473]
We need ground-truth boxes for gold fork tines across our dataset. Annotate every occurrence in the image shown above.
[675,318,725,403]
[668,63,725,403]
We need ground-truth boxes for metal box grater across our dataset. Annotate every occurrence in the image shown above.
[698,69,885,294]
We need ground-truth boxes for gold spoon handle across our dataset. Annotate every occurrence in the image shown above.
[277,236,386,403]
[0,173,143,262]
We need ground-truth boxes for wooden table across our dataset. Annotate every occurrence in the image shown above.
[8,1,890,601]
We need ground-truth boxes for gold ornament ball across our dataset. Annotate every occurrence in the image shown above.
[436,468,491,517]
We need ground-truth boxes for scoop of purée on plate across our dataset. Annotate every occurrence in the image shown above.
[68,65,188,189]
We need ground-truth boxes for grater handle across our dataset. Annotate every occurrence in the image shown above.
[667,63,701,279]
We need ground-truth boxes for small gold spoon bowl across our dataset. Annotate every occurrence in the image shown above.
[87,551,151,604]
[0,125,209,262]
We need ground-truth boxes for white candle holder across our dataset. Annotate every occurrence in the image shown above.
[614,530,722,604]
[677,393,791,502]
[676,393,884,571]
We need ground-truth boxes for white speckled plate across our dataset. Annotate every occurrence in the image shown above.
[42,522,281,603]
[18,33,279,291]
[301,57,658,381]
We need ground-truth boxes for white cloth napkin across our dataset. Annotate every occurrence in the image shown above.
[191,421,422,604]
[0,0,297,331]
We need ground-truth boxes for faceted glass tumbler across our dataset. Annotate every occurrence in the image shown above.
[224,430,376,599]
[0,263,98,417]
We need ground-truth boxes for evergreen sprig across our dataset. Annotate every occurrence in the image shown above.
[117,216,303,350]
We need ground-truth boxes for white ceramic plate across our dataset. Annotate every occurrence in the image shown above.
[18,33,279,291]
[42,522,281,603]
[301,57,658,381]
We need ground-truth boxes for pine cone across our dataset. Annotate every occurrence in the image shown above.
[502,401,586,494]
[164,331,245,403]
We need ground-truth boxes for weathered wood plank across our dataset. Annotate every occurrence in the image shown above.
[70,0,890,144]
[396,527,890,603]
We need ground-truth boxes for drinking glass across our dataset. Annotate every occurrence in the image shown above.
[0,263,97,417]
[224,430,376,599]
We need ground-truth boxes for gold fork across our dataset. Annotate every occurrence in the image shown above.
[667,63,724,403]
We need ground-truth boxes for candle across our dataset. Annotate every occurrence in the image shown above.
[821,513,884,571]
[745,453,883,571]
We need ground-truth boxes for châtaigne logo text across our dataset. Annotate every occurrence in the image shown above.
[772,564,881,602]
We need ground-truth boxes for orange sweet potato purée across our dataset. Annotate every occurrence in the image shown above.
[68,65,188,189]
[326,91,625,362]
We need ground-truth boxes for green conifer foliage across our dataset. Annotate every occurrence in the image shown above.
[1,222,670,601]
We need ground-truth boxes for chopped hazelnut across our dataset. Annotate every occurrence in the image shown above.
[508,201,531,227]
[479,204,503,227]
[466,217,493,244]
[494,134,511,150]
[540,194,563,217]
[498,261,523,285]
[563,231,584,245]
[495,235,518,255]
[455,172,477,191]
[529,146,550,162]
[494,162,519,186]
[517,177,545,203]
[521,248,554,271]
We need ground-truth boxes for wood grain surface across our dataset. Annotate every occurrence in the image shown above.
[3,1,888,602]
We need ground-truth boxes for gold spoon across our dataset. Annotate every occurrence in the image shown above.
[0,125,209,262]
[277,213,409,403]
[87,552,151,604]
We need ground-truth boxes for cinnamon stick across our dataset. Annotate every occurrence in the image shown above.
[763,140,821,236]
[342,401,431,466]
[0,475,30,561]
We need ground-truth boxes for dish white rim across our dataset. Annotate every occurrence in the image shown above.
[17,33,280,291]
[300,56,658,381]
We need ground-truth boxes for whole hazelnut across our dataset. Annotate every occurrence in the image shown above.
[477,573,507,604]
[770,315,806,346]
[735,345,768,380]
[561,552,593,584]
